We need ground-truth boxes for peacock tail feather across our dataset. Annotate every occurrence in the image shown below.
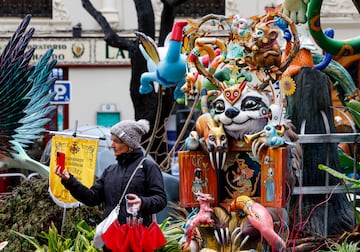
[0,14,57,158]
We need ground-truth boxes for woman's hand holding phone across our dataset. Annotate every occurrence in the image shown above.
[55,152,70,180]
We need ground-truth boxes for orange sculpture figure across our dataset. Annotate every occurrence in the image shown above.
[195,113,227,154]
[243,19,282,68]
[230,195,286,251]
[281,48,314,78]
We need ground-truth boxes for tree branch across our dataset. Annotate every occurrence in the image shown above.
[158,2,176,46]
[134,0,155,39]
[81,0,135,50]
[159,0,188,45]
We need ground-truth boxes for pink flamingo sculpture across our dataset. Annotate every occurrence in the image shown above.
[230,195,286,251]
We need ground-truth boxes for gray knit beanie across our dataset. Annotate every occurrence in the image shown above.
[110,119,150,149]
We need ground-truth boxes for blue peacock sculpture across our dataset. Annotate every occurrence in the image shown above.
[0,14,57,177]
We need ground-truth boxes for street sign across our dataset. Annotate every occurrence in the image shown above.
[51,80,71,104]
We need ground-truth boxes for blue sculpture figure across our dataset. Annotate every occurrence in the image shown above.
[137,21,188,100]
[263,124,295,148]
[264,167,275,202]
[184,131,200,150]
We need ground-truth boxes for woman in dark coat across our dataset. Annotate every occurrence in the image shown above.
[55,119,167,251]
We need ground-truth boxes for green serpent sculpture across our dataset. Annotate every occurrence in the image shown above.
[307,0,360,129]
[307,0,360,57]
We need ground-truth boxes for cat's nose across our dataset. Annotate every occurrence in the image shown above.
[225,107,240,118]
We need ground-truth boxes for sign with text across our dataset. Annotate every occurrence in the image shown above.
[49,135,98,208]
[0,37,131,65]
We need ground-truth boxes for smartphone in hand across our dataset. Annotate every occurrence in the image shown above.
[56,152,65,173]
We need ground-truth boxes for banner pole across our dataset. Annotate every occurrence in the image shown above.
[73,120,78,137]
[61,207,67,235]
[46,130,106,140]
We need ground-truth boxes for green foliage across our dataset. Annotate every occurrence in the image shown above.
[319,238,360,252]
[318,164,360,188]
[344,99,360,130]
[318,164,360,223]
[157,217,184,252]
[0,177,184,251]
[0,177,102,252]
[11,221,102,251]
[11,212,183,252]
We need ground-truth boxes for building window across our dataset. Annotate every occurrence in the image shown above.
[0,0,52,18]
[176,0,225,18]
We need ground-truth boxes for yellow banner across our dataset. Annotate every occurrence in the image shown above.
[49,135,98,208]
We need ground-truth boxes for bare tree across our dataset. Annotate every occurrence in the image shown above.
[81,0,188,166]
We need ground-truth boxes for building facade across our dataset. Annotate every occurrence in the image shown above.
[0,0,359,130]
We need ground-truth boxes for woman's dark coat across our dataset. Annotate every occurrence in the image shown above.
[62,148,167,226]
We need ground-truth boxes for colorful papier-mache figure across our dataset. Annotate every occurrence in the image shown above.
[136,0,360,248]
[173,12,301,251]
[136,12,301,250]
